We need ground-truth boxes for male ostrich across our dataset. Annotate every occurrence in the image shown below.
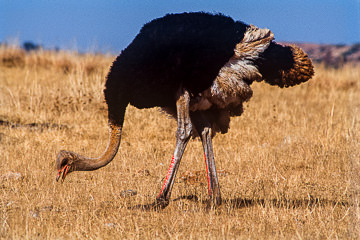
[56,12,314,208]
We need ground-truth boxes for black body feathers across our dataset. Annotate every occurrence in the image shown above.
[105,12,248,117]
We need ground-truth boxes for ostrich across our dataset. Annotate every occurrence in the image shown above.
[56,12,314,208]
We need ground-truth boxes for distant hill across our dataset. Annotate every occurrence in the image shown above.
[283,42,360,67]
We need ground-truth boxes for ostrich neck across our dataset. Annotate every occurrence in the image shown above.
[75,122,122,171]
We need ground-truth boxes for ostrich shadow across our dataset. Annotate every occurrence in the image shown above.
[131,194,350,211]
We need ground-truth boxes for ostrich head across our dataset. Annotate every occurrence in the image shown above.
[258,41,314,88]
[56,150,78,182]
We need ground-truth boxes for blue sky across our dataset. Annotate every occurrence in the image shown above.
[1,0,359,53]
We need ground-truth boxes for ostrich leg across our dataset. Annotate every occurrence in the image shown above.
[192,112,222,207]
[156,89,192,208]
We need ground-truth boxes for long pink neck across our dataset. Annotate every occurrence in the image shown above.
[74,122,122,171]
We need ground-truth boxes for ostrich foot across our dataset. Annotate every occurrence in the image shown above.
[205,196,222,210]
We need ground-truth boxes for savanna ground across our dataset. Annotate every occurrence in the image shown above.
[0,44,359,239]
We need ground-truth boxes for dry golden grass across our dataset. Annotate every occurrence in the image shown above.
[1,45,359,239]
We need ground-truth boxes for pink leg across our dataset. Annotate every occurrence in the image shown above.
[204,153,211,196]
[201,127,221,206]
[155,89,192,207]
[157,156,175,198]
[192,113,222,207]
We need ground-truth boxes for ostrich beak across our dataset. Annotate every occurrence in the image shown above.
[56,165,71,182]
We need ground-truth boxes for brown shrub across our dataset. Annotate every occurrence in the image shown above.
[0,45,26,67]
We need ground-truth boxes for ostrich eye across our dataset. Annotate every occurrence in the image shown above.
[58,156,70,169]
